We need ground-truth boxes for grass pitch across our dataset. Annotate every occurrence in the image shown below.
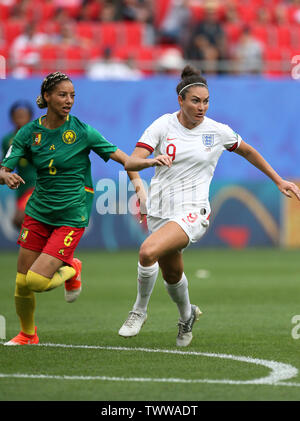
[1,248,300,402]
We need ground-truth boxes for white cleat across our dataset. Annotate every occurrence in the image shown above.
[64,286,82,303]
[176,305,202,347]
[118,310,147,337]
[64,258,82,303]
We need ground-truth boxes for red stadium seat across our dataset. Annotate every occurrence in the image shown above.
[134,47,155,75]
[281,47,299,64]
[64,5,81,19]
[188,5,205,23]
[112,46,160,74]
[38,45,60,74]
[85,0,102,20]
[36,21,60,36]
[290,25,300,49]
[1,19,26,46]
[0,4,11,20]
[60,45,85,76]
[120,22,144,47]
[76,22,95,41]
[153,0,171,27]
[250,24,271,47]
[39,2,56,21]
[263,47,284,76]
[236,4,258,23]
[223,22,243,43]
[94,22,121,49]
[274,24,292,48]
[113,46,131,60]
[83,44,103,61]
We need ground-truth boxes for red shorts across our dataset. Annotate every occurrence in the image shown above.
[17,214,85,265]
[17,188,35,212]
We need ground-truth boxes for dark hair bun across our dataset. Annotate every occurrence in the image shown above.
[181,65,201,80]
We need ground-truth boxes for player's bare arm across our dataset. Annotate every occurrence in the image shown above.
[110,148,148,218]
[124,147,172,171]
[0,166,25,189]
[235,140,300,201]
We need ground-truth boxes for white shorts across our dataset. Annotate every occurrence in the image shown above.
[147,209,210,247]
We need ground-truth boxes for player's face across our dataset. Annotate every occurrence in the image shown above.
[45,81,75,118]
[178,86,209,128]
[12,108,31,129]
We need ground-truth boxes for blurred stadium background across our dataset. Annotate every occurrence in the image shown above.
[0,0,300,251]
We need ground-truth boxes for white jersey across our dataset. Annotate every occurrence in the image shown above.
[137,112,242,219]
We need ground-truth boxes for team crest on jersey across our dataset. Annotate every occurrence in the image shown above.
[32,133,42,146]
[202,134,215,148]
[62,130,76,144]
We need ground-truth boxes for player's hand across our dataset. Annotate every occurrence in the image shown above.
[149,155,172,168]
[277,179,300,201]
[2,172,25,189]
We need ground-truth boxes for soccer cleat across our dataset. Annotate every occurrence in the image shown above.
[64,258,82,303]
[176,305,202,347]
[4,326,39,346]
[118,310,147,337]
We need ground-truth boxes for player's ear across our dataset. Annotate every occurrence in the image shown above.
[43,91,50,103]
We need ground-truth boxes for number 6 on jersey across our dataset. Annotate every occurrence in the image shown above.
[49,159,57,175]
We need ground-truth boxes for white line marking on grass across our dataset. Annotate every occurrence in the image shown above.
[0,342,299,387]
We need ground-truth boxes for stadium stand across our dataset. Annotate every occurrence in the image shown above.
[0,0,299,77]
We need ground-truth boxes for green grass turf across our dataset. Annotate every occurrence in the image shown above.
[0,248,300,401]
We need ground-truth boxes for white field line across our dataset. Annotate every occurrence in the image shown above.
[0,342,299,387]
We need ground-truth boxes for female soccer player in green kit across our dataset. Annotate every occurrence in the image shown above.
[0,71,145,345]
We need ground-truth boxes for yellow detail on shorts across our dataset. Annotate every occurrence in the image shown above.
[64,231,75,247]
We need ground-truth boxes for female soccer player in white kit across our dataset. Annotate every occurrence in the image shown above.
[119,65,300,347]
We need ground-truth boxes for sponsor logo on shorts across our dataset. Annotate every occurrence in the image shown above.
[58,249,65,256]
[62,130,76,144]
[19,228,29,242]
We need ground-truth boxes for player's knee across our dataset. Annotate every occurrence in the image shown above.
[139,243,157,266]
[26,270,49,292]
[161,268,183,284]
[15,272,29,296]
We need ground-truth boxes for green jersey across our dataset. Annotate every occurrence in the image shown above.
[2,115,118,227]
[1,131,36,198]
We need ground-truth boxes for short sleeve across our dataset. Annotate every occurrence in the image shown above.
[136,115,168,153]
[1,127,27,170]
[221,124,242,152]
[1,135,10,160]
[86,125,117,162]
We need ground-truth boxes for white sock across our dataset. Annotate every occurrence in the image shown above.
[132,261,159,314]
[164,273,192,322]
